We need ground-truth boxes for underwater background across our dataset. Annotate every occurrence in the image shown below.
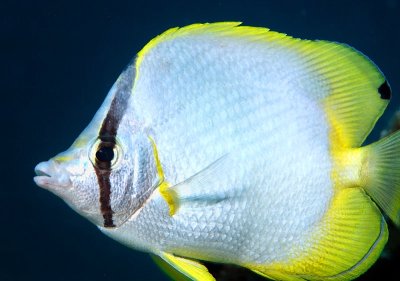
[2,0,400,280]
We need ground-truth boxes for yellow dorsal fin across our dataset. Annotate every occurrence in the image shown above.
[247,188,388,280]
[154,252,215,281]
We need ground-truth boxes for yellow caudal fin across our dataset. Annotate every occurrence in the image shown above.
[247,188,388,280]
[153,252,215,281]
[361,130,400,227]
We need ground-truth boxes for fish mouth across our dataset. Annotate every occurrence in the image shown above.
[34,161,72,190]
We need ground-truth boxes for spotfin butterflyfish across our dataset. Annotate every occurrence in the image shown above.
[34,22,399,280]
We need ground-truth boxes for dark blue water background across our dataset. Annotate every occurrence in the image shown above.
[2,0,400,280]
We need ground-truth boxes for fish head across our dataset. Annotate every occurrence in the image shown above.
[34,135,102,225]
[34,64,161,228]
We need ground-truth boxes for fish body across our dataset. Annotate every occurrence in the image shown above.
[34,23,400,280]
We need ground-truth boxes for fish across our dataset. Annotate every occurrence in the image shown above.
[33,22,400,280]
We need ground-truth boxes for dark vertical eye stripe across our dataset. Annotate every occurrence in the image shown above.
[99,64,135,140]
[96,169,114,227]
[94,64,135,228]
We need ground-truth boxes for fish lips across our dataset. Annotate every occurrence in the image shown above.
[34,160,72,191]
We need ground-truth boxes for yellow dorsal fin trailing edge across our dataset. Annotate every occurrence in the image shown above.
[319,45,390,148]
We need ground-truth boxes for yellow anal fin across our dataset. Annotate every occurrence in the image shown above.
[153,252,215,281]
[247,188,388,280]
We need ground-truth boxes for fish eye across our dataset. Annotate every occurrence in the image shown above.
[90,139,121,170]
[96,146,114,162]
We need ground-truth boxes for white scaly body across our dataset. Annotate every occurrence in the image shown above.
[102,26,333,266]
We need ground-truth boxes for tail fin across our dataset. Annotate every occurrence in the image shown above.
[363,130,400,227]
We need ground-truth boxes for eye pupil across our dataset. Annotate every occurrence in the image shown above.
[96,146,114,162]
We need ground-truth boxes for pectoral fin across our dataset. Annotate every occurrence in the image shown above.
[160,154,235,215]
[152,252,215,281]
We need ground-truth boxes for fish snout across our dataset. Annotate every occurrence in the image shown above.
[34,160,72,190]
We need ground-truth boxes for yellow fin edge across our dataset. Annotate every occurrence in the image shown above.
[149,136,177,216]
[136,22,241,68]
[133,22,299,83]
